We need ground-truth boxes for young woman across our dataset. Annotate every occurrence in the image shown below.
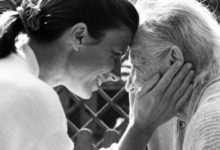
[0,0,194,149]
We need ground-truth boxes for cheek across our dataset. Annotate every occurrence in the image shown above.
[130,69,146,88]
[84,53,114,73]
[99,55,115,72]
[140,64,157,80]
[126,64,156,92]
[153,58,170,76]
[143,57,167,77]
[143,67,154,78]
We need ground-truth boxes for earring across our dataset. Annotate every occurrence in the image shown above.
[73,44,80,51]
[73,42,80,52]
[73,38,82,52]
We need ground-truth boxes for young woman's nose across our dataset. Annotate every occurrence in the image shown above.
[101,71,120,82]
[101,57,122,82]
[109,68,121,82]
[101,67,121,82]
[108,57,121,82]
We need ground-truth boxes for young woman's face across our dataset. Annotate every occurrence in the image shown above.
[64,27,132,99]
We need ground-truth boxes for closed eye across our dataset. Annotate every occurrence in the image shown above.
[132,64,142,73]
[111,50,123,59]
[112,51,121,56]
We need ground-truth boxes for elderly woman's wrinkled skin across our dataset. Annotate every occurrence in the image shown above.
[125,45,170,93]
[132,0,220,150]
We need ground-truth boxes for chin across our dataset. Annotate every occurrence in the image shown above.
[68,86,94,100]
[64,81,97,100]
[78,92,93,100]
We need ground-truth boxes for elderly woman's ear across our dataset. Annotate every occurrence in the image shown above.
[169,46,184,65]
[156,45,184,76]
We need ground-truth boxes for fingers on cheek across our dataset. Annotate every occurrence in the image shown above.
[171,71,194,110]
[175,84,193,112]
[147,92,159,106]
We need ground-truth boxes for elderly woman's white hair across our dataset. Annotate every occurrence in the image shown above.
[133,0,220,88]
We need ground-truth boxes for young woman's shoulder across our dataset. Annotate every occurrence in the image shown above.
[0,72,57,100]
[0,70,67,127]
[0,73,72,149]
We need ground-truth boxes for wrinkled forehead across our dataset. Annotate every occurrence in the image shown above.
[129,32,169,66]
[129,29,155,65]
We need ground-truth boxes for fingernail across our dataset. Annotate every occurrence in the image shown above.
[186,63,192,69]
[155,74,160,79]
[190,70,195,76]
[176,61,182,66]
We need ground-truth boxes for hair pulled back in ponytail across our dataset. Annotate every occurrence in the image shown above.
[25,0,139,43]
[0,0,139,58]
[0,11,23,58]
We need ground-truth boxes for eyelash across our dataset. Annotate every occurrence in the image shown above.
[112,51,121,58]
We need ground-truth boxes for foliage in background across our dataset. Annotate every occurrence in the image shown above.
[0,0,21,13]
[0,0,219,16]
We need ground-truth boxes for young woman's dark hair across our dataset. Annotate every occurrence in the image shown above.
[0,0,139,58]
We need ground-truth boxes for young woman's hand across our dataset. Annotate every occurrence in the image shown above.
[130,61,194,136]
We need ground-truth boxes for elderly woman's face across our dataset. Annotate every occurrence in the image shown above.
[126,43,169,92]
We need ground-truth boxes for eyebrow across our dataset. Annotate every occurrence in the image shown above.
[130,51,151,66]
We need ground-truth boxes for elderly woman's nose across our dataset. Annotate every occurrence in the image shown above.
[125,75,132,92]
[125,69,134,92]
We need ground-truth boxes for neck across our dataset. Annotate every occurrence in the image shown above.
[28,39,67,86]
[178,73,220,122]
[178,85,202,122]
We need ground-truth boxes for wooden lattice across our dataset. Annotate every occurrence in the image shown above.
[56,82,130,150]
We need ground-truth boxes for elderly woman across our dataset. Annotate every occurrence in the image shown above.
[126,0,220,150]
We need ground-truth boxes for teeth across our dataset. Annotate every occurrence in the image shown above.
[97,76,103,86]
